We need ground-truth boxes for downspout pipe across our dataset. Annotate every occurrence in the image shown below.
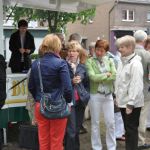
[108,0,119,54]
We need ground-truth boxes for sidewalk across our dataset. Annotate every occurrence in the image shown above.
[2,119,150,150]
[80,120,150,150]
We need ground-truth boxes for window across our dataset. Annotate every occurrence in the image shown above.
[122,10,134,21]
[147,12,150,22]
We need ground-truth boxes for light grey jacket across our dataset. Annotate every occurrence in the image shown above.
[115,53,144,108]
[135,45,150,101]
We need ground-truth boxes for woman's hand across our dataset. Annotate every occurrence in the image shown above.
[126,107,133,115]
[106,72,112,77]
[72,75,81,84]
[19,48,25,54]
[25,49,31,54]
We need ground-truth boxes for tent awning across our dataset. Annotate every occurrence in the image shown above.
[0,0,114,55]
[3,0,114,13]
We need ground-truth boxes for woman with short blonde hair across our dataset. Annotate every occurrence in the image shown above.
[115,35,144,150]
[28,34,72,150]
[116,35,136,51]
[66,41,87,64]
[39,34,62,54]
[64,41,89,150]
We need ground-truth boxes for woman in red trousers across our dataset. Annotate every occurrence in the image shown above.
[28,34,72,150]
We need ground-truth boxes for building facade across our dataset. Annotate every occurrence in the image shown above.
[67,0,150,53]
[110,0,150,53]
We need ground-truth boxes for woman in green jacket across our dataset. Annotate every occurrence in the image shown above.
[86,40,116,150]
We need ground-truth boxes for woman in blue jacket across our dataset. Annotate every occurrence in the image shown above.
[28,34,72,150]
[64,41,89,150]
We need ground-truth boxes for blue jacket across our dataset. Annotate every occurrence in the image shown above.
[28,53,72,103]
[68,63,89,105]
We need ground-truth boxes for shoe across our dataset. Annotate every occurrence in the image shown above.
[79,125,88,134]
[147,127,150,131]
[116,136,125,141]
[138,144,150,149]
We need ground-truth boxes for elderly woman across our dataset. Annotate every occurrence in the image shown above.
[86,39,116,150]
[64,41,89,150]
[28,34,72,150]
[115,35,144,150]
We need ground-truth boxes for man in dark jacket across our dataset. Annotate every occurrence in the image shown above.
[9,19,35,73]
[0,54,7,150]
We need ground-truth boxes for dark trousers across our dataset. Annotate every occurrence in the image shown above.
[64,101,85,150]
[120,107,141,150]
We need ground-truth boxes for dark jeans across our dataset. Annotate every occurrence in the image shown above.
[64,101,85,150]
[120,107,141,150]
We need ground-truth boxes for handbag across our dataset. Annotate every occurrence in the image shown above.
[19,124,39,150]
[76,84,90,106]
[37,60,70,119]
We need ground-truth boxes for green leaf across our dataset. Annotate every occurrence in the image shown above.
[4,6,96,33]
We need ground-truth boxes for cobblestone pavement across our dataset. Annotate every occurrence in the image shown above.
[2,119,150,150]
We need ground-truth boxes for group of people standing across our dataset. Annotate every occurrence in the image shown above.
[6,19,150,150]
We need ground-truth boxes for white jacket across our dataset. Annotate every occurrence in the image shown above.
[115,53,144,108]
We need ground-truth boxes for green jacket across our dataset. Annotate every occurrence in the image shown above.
[86,56,116,94]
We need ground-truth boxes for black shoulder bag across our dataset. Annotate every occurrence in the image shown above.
[38,60,70,119]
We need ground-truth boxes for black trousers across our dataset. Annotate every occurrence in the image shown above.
[64,101,86,150]
[120,107,141,150]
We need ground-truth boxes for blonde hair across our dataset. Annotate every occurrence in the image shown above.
[116,35,135,50]
[66,41,88,64]
[39,34,62,55]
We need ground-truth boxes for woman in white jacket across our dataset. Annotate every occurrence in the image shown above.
[115,35,144,150]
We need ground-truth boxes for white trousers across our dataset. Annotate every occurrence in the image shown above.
[114,112,124,138]
[138,101,150,145]
[89,93,116,150]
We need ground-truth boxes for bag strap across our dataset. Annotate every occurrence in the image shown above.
[37,60,44,93]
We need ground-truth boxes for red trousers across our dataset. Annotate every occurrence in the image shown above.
[35,102,67,150]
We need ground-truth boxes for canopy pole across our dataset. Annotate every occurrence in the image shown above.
[0,0,4,55]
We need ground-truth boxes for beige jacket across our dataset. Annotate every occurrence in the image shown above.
[135,44,150,101]
[115,53,144,108]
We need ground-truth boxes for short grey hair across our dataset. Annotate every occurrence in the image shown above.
[68,33,82,44]
[134,30,147,42]
[89,42,95,49]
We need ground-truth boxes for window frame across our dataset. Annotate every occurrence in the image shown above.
[122,9,134,22]
[147,11,150,22]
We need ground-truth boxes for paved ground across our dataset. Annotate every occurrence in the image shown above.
[2,119,150,150]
